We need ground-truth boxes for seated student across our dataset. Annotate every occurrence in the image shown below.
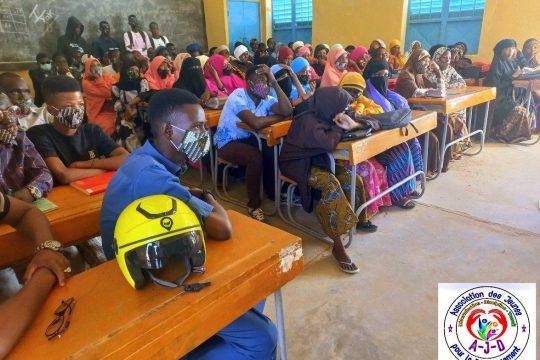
[102,48,121,79]
[388,40,407,70]
[267,37,277,58]
[449,42,473,74]
[312,44,329,76]
[92,21,121,64]
[320,47,348,87]
[347,46,369,73]
[0,73,41,131]
[216,44,230,58]
[186,43,202,57]
[82,58,116,136]
[484,39,533,143]
[278,46,294,66]
[154,46,173,61]
[254,44,277,67]
[0,93,53,202]
[204,54,246,97]
[395,49,453,174]
[249,38,259,56]
[145,56,176,91]
[27,75,129,185]
[148,22,169,50]
[166,43,177,58]
[51,53,73,78]
[215,65,292,221]
[112,60,149,150]
[132,50,150,75]
[124,15,151,56]
[208,46,217,56]
[231,45,253,79]
[407,40,422,56]
[28,53,52,107]
[368,39,386,58]
[426,46,470,154]
[280,87,377,274]
[101,88,276,360]
[56,16,88,60]
[67,45,85,82]
[0,192,70,358]
[289,57,314,104]
[173,57,216,106]
[518,38,538,68]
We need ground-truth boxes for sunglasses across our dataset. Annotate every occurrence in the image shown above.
[45,297,75,340]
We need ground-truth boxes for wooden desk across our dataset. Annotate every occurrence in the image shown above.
[335,111,438,247]
[236,120,292,146]
[0,186,104,269]
[7,210,303,360]
[408,86,496,179]
[204,109,222,128]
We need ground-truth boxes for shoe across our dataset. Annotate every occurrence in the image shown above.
[356,221,378,233]
[248,208,266,222]
[395,198,416,209]
[280,193,302,207]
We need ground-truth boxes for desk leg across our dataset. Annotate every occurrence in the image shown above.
[274,145,280,215]
[422,131,430,176]
[275,289,287,360]
[429,114,449,181]
[347,164,357,248]
[481,101,490,146]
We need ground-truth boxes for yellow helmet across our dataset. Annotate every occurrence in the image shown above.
[114,194,206,289]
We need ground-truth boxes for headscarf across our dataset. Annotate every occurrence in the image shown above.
[196,54,209,68]
[320,47,347,87]
[484,39,518,91]
[373,39,386,49]
[338,72,366,91]
[402,49,430,73]
[173,57,206,98]
[311,87,351,124]
[116,60,142,92]
[314,44,329,58]
[292,41,304,51]
[291,57,310,74]
[363,59,409,112]
[389,39,401,51]
[186,43,202,54]
[234,45,249,60]
[349,47,368,63]
[408,40,422,55]
[521,38,539,67]
[278,46,294,63]
[82,57,115,122]
[173,53,190,81]
[271,64,292,97]
[432,46,450,65]
[216,45,229,55]
[429,44,446,57]
[331,43,343,49]
[451,41,468,55]
[296,46,311,58]
[146,55,176,90]
[203,54,246,95]
[395,49,432,98]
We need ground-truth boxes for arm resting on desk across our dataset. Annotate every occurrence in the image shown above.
[0,268,56,359]
[237,111,285,131]
[45,157,106,184]
[202,192,232,240]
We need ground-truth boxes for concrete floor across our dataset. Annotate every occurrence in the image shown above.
[184,141,540,360]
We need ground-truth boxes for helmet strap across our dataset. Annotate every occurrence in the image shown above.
[145,256,192,288]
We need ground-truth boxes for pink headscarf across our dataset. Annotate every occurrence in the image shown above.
[146,56,176,90]
[320,47,348,87]
[348,46,369,72]
[374,39,386,49]
[173,53,190,81]
[296,46,311,58]
[204,54,246,96]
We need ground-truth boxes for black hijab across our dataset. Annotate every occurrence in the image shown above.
[309,86,352,124]
[364,59,390,97]
[173,57,206,98]
[274,68,293,98]
[117,60,142,92]
[485,39,518,90]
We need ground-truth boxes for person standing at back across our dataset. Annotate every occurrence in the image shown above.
[92,21,121,64]
[123,15,151,56]
[28,53,52,107]
[56,16,88,60]
[148,22,169,50]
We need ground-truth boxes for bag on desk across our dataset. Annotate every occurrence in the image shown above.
[341,118,373,141]
[368,109,412,130]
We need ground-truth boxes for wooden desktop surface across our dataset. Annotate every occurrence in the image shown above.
[408,86,496,114]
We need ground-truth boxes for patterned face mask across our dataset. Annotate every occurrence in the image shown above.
[16,98,34,114]
[0,126,17,144]
[0,106,19,144]
[169,124,210,163]
[248,81,270,99]
[49,105,85,128]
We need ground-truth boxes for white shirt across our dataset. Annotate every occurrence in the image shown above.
[103,65,117,77]
[18,106,52,131]
[150,35,169,49]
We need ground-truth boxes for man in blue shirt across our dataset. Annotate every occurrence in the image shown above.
[100,89,277,360]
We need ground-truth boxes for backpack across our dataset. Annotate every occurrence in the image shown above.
[149,36,166,49]
[126,31,149,51]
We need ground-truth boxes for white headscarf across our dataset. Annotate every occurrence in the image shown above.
[234,45,249,60]
[292,41,305,51]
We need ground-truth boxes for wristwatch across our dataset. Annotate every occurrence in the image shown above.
[27,185,42,200]
[36,240,62,253]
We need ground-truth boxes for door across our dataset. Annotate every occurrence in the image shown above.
[227,0,261,52]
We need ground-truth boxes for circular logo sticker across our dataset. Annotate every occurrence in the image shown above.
[444,286,530,359]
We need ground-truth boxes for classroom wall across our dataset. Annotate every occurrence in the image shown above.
[311,0,408,49]
[203,0,229,48]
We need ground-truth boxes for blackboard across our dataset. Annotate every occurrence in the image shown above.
[0,0,207,64]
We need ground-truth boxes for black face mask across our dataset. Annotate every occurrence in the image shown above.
[370,76,388,97]
[298,74,310,85]
[157,69,169,79]
[222,68,232,76]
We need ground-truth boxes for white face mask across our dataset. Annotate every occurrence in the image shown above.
[49,105,85,128]
[169,124,210,163]
[335,61,347,71]
[40,63,52,72]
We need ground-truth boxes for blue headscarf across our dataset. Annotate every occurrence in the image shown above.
[291,57,309,74]
[186,43,202,54]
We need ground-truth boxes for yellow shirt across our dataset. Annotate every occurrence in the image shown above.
[351,96,384,116]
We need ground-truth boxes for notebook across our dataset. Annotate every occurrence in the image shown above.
[33,198,59,213]
[70,171,116,195]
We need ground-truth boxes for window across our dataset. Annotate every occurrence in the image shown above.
[272,0,312,45]
[405,0,485,54]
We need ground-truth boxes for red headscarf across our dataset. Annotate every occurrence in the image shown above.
[146,56,176,90]
[320,48,348,87]
[278,46,294,64]
[203,54,246,96]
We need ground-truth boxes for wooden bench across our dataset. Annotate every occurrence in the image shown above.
[7,210,303,360]
[0,186,104,269]
[408,86,496,179]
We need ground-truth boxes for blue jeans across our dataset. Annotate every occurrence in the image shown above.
[184,300,277,360]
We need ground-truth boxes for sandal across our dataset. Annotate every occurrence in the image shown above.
[409,190,422,199]
[334,258,360,274]
[395,198,416,209]
[356,221,378,233]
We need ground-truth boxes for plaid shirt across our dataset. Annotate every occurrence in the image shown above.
[0,128,53,196]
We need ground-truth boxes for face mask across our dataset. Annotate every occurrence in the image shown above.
[370,76,388,97]
[92,66,103,77]
[298,74,310,85]
[223,68,232,76]
[50,106,85,128]
[284,59,292,66]
[169,124,210,163]
[16,98,34,114]
[127,69,139,81]
[414,63,427,74]
[249,81,270,99]
[335,61,347,71]
[0,126,17,144]
[158,69,169,79]
[40,63,52,72]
